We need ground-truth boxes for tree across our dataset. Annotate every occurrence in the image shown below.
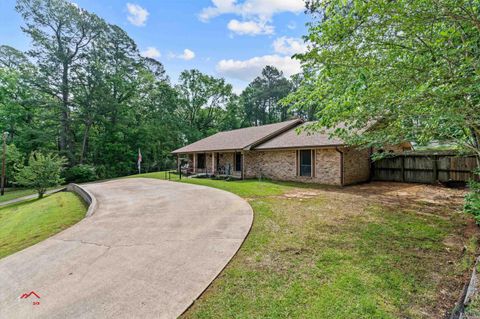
[288,0,480,163]
[241,66,293,126]
[15,151,66,198]
[287,73,323,121]
[219,97,245,131]
[0,45,30,71]
[176,69,233,141]
[5,144,24,186]
[0,62,55,157]
[16,0,106,164]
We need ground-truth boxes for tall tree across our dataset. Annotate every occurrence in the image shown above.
[241,66,293,126]
[176,69,233,141]
[288,0,480,162]
[0,48,55,155]
[16,0,105,164]
[288,72,322,121]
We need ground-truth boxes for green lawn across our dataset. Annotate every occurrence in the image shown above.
[136,172,478,319]
[0,188,37,203]
[0,192,86,259]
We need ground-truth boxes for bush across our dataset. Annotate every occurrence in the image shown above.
[64,164,97,183]
[5,144,24,186]
[465,168,480,223]
[15,151,67,198]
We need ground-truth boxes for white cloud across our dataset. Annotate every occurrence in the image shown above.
[180,49,195,60]
[227,19,273,35]
[216,54,301,82]
[287,21,297,30]
[169,49,196,61]
[199,0,304,22]
[126,3,149,27]
[141,47,161,59]
[199,0,304,36]
[273,37,307,55]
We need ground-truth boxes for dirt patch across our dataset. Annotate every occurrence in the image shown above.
[343,181,466,206]
[301,182,469,216]
[282,189,322,199]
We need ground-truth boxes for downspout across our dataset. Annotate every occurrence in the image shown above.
[335,147,344,187]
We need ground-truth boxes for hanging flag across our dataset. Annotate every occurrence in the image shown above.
[137,148,142,174]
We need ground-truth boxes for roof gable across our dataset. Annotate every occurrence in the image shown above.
[254,122,346,150]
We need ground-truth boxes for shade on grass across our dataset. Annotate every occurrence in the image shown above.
[0,192,86,259]
[136,171,478,319]
[0,188,37,203]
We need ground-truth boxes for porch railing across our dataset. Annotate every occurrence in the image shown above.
[179,165,240,177]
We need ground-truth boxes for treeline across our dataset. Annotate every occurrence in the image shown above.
[0,0,318,182]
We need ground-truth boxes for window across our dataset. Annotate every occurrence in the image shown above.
[299,150,313,177]
[197,153,206,169]
[235,152,242,172]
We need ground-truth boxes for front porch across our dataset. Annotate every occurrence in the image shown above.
[176,151,245,179]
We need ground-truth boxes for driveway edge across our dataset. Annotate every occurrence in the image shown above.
[66,183,98,217]
[175,182,255,317]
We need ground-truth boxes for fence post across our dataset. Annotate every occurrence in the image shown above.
[401,156,405,182]
[432,155,438,184]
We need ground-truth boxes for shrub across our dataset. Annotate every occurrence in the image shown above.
[465,168,480,223]
[15,151,66,198]
[5,144,24,186]
[64,164,97,183]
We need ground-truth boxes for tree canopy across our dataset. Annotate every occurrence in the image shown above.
[287,0,480,161]
[0,0,302,183]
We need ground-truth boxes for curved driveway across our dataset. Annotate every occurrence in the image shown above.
[0,178,253,319]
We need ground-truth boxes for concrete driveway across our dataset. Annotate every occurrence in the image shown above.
[0,178,253,319]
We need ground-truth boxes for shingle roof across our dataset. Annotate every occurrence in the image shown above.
[254,122,346,150]
[172,119,303,154]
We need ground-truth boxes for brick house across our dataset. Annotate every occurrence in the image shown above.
[172,119,412,186]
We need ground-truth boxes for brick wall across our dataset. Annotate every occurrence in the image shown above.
[342,147,371,185]
[244,149,343,185]
[315,149,342,185]
[186,147,371,185]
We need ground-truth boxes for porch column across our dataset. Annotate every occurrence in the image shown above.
[241,152,245,180]
[176,154,180,173]
[212,152,215,174]
[193,153,196,173]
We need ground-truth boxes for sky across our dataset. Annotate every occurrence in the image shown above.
[0,0,309,93]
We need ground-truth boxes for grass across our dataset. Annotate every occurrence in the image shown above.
[0,188,37,203]
[0,192,86,259]
[0,186,62,204]
[135,172,479,319]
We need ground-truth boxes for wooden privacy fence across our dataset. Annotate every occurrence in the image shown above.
[372,153,479,184]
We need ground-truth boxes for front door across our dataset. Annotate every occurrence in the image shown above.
[197,153,206,172]
[235,152,242,172]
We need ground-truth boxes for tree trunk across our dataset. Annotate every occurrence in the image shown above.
[60,61,74,165]
[469,127,480,169]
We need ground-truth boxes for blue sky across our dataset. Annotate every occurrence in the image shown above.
[0,0,309,92]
